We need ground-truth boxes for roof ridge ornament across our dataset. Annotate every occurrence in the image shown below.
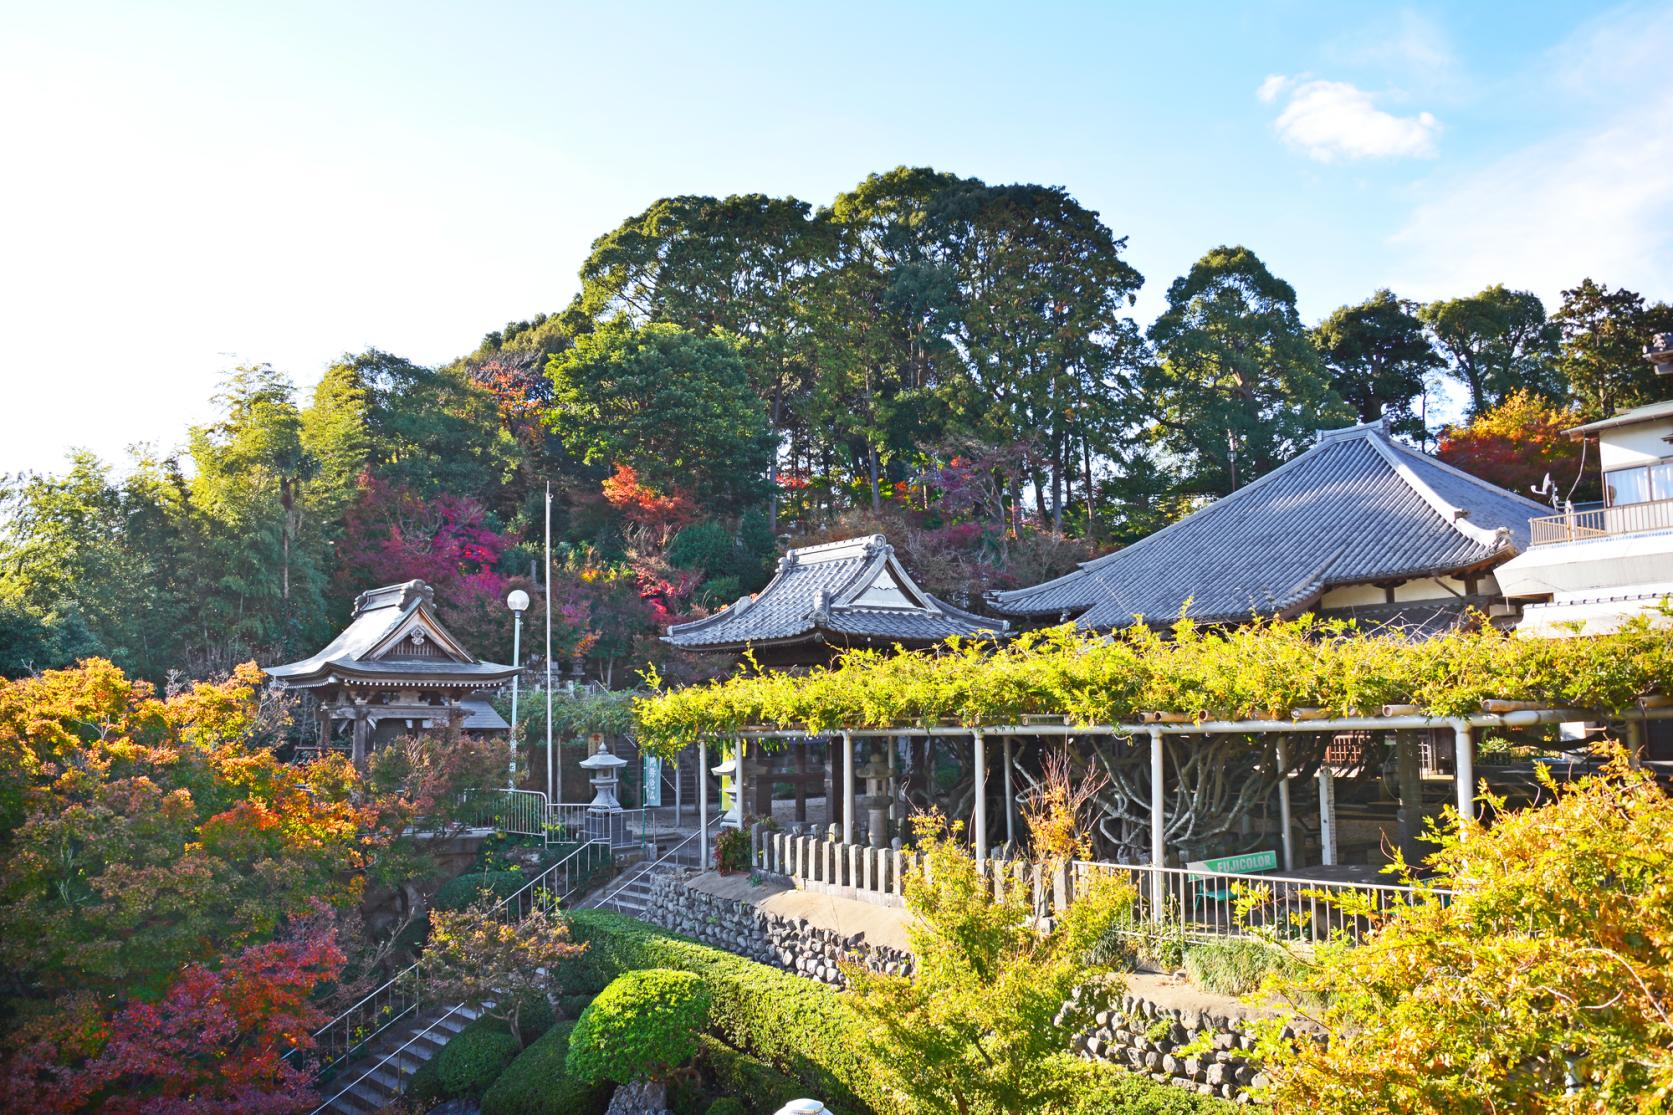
[1314,416,1391,445]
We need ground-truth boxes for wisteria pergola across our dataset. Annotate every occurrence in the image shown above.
[689,704,1666,875]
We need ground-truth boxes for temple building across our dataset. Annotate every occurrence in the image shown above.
[266,580,517,764]
[665,534,1005,666]
[989,418,1546,634]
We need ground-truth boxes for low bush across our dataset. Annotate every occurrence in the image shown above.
[407,997,559,1104]
[479,1020,612,1115]
[567,969,711,1085]
[432,1025,520,1100]
[1184,938,1295,997]
[695,1034,804,1112]
[563,910,1233,1115]
[566,910,880,1112]
[433,870,526,912]
[1067,1058,1239,1114]
[705,1100,746,1115]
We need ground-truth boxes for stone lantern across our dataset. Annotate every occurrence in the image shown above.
[579,742,627,814]
[854,745,892,848]
[711,748,741,829]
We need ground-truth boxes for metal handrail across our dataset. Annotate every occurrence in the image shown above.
[590,813,723,913]
[309,1000,473,1115]
[297,838,609,1079]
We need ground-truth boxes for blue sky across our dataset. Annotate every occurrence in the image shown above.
[3,1,1671,474]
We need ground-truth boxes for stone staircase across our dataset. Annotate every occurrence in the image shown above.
[312,1002,482,1114]
[579,858,662,915]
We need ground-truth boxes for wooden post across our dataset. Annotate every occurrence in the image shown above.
[1454,723,1475,829]
[1627,718,1645,769]
[841,731,855,846]
[1275,736,1295,871]
[1149,727,1165,922]
[1317,766,1337,866]
[795,744,809,822]
[973,729,988,862]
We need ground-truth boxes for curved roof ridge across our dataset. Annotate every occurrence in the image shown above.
[1361,430,1511,551]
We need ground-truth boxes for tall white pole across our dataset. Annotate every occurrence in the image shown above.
[508,612,521,790]
[544,483,554,804]
[1149,727,1165,921]
[1454,723,1475,831]
[698,738,709,862]
[841,731,855,845]
[973,729,988,862]
[1276,737,1295,871]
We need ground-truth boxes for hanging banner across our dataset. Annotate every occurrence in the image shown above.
[642,754,663,807]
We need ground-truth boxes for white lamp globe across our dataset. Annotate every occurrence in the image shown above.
[506,589,531,614]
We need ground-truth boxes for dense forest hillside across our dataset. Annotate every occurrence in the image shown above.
[3,167,1668,684]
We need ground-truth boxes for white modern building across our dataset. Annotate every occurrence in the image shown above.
[1496,334,1673,636]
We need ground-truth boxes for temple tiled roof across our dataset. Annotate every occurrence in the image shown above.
[989,420,1545,630]
[665,535,1005,652]
[266,580,517,688]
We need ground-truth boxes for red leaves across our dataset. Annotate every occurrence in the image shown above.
[6,923,344,1114]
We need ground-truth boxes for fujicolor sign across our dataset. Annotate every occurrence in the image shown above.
[1190,850,1279,875]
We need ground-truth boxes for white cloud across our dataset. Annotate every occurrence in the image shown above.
[1259,75,1441,162]
[1387,92,1673,307]
[1387,3,1673,307]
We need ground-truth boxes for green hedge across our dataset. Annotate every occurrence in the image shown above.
[566,910,882,1113]
[407,997,560,1105]
[479,1020,612,1115]
[434,870,527,912]
[695,1034,806,1113]
[565,910,1235,1115]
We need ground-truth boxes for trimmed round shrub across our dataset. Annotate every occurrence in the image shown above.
[480,1021,611,1115]
[565,969,711,1085]
[705,1100,746,1115]
[434,870,525,912]
[433,1025,521,1099]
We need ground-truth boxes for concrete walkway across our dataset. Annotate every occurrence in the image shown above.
[683,871,916,953]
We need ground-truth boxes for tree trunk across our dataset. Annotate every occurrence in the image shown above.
[868,444,882,513]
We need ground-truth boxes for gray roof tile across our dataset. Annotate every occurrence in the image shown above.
[665,535,1004,650]
[990,421,1546,630]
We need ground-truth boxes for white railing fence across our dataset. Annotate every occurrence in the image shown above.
[464,788,551,842]
[750,822,1443,949]
[549,803,652,850]
[590,812,725,913]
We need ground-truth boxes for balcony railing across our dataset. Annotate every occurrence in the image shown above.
[1528,498,1673,546]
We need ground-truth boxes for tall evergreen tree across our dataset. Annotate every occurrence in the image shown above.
[1146,246,1349,497]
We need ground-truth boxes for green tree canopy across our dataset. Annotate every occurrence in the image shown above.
[1552,278,1673,419]
[1419,285,1561,416]
[1310,289,1440,436]
[1146,245,1349,495]
[545,321,775,511]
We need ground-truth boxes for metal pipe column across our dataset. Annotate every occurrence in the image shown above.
[973,729,988,862]
[1002,736,1015,849]
[841,731,855,845]
[1149,727,1165,921]
[1454,722,1475,828]
[697,738,708,861]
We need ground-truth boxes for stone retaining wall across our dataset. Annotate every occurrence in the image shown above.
[1066,983,1275,1105]
[642,874,913,987]
[644,875,1269,1103]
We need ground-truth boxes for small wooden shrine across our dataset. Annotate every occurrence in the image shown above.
[265,580,518,764]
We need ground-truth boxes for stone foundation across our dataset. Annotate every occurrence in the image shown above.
[1067,984,1277,1105]
[642,874,913,987]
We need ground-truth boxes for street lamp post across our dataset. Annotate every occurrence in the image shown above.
[506,589,530,791]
